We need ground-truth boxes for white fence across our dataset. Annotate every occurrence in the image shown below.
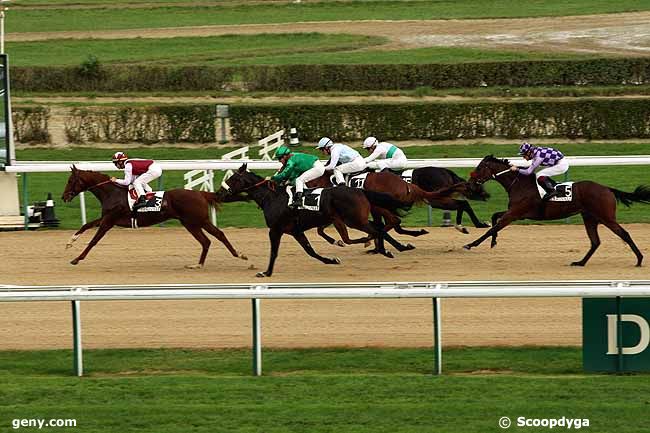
[2,279,649,377]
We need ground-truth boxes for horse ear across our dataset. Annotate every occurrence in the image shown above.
[239,163,247,173]
[71,164,77,172]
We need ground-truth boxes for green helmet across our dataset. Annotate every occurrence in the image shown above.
[274,146,291,159]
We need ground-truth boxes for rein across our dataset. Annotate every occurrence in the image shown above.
[86,179,114,190]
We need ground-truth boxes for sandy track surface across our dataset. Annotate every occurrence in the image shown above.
[9,12,650,56]
[1,224,648,350]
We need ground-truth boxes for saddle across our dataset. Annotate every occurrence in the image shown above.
[128,187,164,212]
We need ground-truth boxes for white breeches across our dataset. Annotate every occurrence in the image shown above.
[132,162,162,197]
[333,156,366,184]
[374,151,408,171]
[536,159,569,179]
[295,160,326,193]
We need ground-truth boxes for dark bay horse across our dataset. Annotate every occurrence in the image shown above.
[411,166,490,233]
[464,155,650,266]
[62,166,247,268]
[219,164,410,277]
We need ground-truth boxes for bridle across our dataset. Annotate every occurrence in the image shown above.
[472,166,519,192]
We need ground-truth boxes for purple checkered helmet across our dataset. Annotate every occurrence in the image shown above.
[519,142,534,156]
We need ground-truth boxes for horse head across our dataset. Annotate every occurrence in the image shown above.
[469,155,511,185]
[62,165,110,202]
[220,163,263,195]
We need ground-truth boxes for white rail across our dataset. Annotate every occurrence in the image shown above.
[1,280,649,377]
[5,155,650,173]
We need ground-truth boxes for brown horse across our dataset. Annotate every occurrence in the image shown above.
[464,155,650,266]
[308,170,466,250]
[62,166,247,268]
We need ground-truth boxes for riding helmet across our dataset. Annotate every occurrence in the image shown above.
[274,146,291,159]
[112,151,128,168]
[316,137,333,149]
[363,136,378,148]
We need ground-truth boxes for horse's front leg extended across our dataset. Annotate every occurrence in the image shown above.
[66,217,103,249]
[489,211,507,248]
[292,231,341,265]
[258,228,283,278]
[317,225,345,247]
[464,211,517,250]
[70,218,116,265]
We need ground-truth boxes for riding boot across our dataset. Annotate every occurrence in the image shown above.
[538,177,557,201]
[132,195,147,211]
[291,192,303,208]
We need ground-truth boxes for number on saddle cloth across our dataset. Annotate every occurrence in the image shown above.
[287,186,324,211]
[400,169,414,184]
[542,182,574,202]
[127,189,165,212]
[347,173,368,189]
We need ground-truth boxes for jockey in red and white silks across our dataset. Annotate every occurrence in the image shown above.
[110,152,162,209]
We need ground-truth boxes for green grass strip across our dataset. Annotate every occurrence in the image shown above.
[8,0,650,33]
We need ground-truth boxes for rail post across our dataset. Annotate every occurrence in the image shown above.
[71,300,83,377]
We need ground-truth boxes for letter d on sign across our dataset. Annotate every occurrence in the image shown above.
[607,314,650,355]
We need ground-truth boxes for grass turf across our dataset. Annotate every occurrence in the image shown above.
[14,142,650,229]
[0,347,649,433]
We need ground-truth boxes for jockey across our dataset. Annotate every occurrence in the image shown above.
[511,142,569,201]
[270,145,325,208]
[110,152,163,211]
[362,136,408,171]
[317,137,365,186]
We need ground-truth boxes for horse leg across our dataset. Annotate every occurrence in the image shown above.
[457,200,490,229]
[600,219,644,267]
[463,211,517,250]
[571,213,601,267]
[317,225,345,247]
[70,219,115,265]
[292,231,341,265]
[182,223,211,269]
[331,218,373,245]
[203,222,248,260]
[373,208,416,251]
[66,217,102,249]
[490,211,507,248]
[258,228,283,278]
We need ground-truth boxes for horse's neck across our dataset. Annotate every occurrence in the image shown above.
[248,183,282,207]
[82,174,117,202]
[493,171,536,197]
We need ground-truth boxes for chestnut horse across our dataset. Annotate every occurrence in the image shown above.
[464,155,650,266]
[62,166,247,268]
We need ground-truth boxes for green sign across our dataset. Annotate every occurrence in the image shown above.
[583,298,650,372]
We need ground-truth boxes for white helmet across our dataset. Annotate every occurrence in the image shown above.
[363,136,378,148]
[316,137,333,149]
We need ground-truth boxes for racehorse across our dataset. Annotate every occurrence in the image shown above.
[308,169,471,249]
[219,164,412,277]
[62,166,247,268]
[411,167,490,233]
[463,155,650,266]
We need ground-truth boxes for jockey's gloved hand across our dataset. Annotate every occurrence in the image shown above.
[264,176,271,181]
[510,166,518,172]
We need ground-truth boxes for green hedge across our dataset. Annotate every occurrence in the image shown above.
[12,59,650,92]
[229,99,650,142]
[13,106,50,144]
[13,99,650,144]
[64,105,215,144]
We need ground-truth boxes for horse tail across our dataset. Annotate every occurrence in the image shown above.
[362,190,412,215]
[200,191,222,211]
[609,185,650,207]
[419,182,468,205]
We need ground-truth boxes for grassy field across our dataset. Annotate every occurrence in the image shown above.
[8,38,593,67]
[15,142,650,230]
[9,0,650,34]
[1,347,649,433]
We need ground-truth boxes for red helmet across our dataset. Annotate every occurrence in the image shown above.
[112,151,128,168]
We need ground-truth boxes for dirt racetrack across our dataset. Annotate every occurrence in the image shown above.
[1,224,649,350]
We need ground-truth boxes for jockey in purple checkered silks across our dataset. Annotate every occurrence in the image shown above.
[510,142,569,201]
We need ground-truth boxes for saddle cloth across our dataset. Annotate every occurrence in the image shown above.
[286,186,324,211]
[537,181,574,202]
[401,169,414,184]
[128,187,164,212]
[347,172,369,189]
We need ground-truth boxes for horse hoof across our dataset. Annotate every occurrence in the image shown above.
[239,253,248,261]
[256,272,268,278]
[455,225,469,235]
[419,230,429,236]
[70,259,79,265]
[405,243,416,251]
[334,240,346,247]
[480,221,492,228]
[463,244,472,250]
[490,241,497,249]
[185,264,203,269]
[66,243,73,250]
[384,251,394,259]
[570,261,585,267]
[332,257,341,264]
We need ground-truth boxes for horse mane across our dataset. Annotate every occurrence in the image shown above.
[484,155,511,166]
